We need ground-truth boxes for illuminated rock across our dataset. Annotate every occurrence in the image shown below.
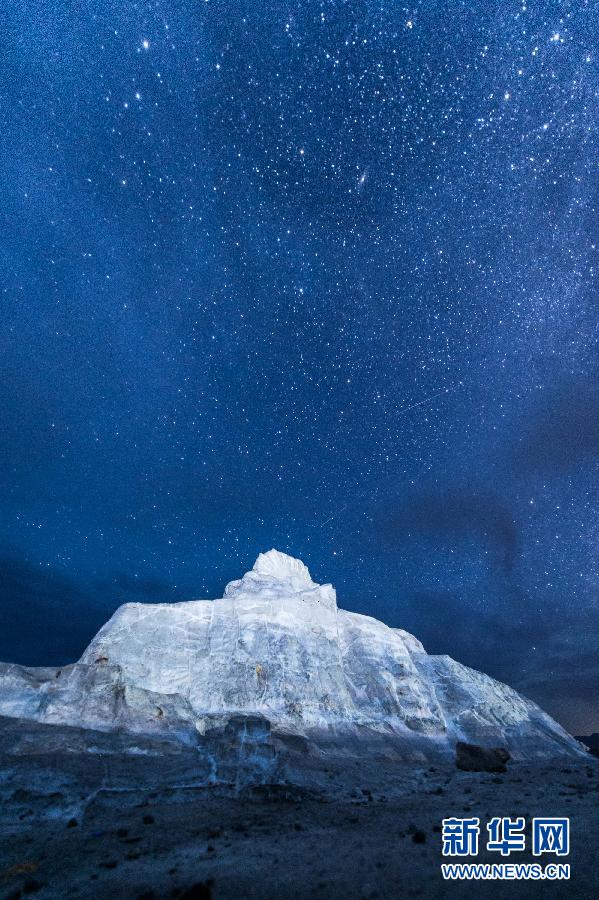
[0,550,582,759]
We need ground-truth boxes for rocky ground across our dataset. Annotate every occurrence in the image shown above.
[0,720,598,900]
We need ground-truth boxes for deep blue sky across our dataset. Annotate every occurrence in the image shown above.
[1,1,597,733]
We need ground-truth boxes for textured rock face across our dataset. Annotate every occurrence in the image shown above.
[456,741,511,773]
[0,550,582,759]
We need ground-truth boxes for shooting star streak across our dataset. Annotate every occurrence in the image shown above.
[395,381,463,415]
[317,506,348,528]
[308,381,464,528]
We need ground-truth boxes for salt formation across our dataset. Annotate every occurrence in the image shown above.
[0,550,581,759]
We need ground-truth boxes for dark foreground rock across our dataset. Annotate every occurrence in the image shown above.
[455,741,511,773]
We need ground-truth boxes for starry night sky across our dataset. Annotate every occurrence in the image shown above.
[1,1,597,733]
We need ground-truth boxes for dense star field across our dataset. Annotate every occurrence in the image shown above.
[1,1,597,733]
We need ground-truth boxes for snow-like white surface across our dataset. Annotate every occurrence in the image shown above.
[252,549,313,584]
[0,551,582,758]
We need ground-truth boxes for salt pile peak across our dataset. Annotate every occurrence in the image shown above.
[0,550,583,760]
